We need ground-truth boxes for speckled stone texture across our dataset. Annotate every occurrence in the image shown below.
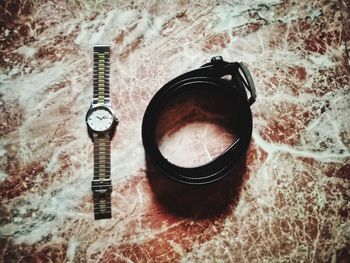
[0,0,349,262]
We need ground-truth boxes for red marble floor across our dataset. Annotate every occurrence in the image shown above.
[0,0,349,262]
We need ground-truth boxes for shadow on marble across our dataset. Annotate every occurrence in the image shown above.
[146,156,248,219]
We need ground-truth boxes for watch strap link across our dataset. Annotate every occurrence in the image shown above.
[92,132,112,219]
[93,45,110,104]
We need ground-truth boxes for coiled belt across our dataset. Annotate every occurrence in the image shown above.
[142,56,256,185]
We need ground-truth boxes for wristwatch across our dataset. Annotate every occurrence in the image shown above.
[86,45,118,220]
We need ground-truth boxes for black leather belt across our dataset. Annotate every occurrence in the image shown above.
[142,56,256,185]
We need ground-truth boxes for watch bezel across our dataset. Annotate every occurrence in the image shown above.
[86,103,118,134]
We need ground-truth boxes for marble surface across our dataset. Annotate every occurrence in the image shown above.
[0,0,350,262]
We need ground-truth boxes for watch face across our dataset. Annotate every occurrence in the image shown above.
[87,107,114,132]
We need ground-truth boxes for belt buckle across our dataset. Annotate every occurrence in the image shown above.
[237,62,256,105]
[91,179,112,194]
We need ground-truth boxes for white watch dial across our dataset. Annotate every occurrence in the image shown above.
[87,107,114,132]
